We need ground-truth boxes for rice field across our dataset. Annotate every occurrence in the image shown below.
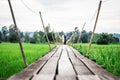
[0,43,55,79]
[72,43,120,77]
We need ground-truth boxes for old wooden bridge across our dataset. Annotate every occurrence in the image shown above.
[8,45,120,80]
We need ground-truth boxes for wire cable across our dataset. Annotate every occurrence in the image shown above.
[102,0,111,3]
[20,0,38,14]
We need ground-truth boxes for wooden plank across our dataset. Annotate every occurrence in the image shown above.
[40,46,58,60]
[66,46,92,75]
[78,75,101,80]
[56,75,76,80]
[53,45,62,57]
[38,57,58,74]
[8,60,46,80]
[70,46,120,80]
[58,45,76,76]
[66,45,76,59]
[37,46,62,74]
[32,46,62,80]
[32,74,54,80]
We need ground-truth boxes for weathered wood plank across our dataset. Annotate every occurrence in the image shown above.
[53,45,62,57]
[8,60,46,80]
[58,45,76,76]
[70,46,120,80]
[66,45,76,59]
[31,46,62,80]
[56,75,77,80]
[78,75,101,80]
[40,46,59,60]
[38,57,58,74]
[37,46,62,74]
[66,46,92,75]
[32,74,54,80]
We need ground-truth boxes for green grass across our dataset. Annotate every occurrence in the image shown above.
[0,43,55,78]
[72,43,120,77]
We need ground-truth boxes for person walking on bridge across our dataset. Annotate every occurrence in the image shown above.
[62,34,67,45]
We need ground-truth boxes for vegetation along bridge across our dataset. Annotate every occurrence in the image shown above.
[8,45,120,80]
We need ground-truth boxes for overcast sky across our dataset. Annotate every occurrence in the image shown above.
[0,0,120,33]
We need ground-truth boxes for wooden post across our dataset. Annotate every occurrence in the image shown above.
[52,30,56,45]
[8,0,28,67]
[68,32,75,45]
[77,22,86,43]
[39,12,51,50]
[86,0,102,56]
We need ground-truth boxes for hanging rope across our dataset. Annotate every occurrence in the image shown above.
[20,0,38,14]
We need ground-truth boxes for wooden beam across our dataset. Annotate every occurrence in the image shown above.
[8,0,28,67]
[39,12,51,50]
[86,0,102,56]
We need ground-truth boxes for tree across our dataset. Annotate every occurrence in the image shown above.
[1,26,8,42]
[73,27,79,43]
[113,37,119,43]
[81,30,88,43]
[48,32,55,43]
[92,33,100,43]
[30,32,36,43]
[36,31,40,44]
[96,33,119,44]
[0,31,2,43]
[97,33,108,44]
[24,33,30,43]
[39,31,46,43]
[46,24,51,33]
[9,24,18,43]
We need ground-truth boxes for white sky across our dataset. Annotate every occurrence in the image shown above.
[0,0,120,33]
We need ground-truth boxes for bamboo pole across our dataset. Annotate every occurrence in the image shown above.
[77,22,86,43]
[68,32,75,45]
[86,0,102,56]
[39,12,51,50]
[52,30,56,45]
[8,0,28,67]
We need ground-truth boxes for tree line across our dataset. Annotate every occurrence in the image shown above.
[0,24,58,44]
[71,27,119,44]
[0,25,119,44]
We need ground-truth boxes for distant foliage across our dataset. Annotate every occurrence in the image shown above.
[9,24,18,43]
[0,25,120,44]
[0,31,2,43]
[97,33,119,44]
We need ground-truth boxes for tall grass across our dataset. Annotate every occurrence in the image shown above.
[0,43,55,78]
[73,43,120,77]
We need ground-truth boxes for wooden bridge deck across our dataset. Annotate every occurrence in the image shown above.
[8,45,120,80]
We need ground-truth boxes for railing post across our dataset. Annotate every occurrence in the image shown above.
[77,22,86,43]
[8,0,28,67]
[39,12,51,50]
[86,0,102,56]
